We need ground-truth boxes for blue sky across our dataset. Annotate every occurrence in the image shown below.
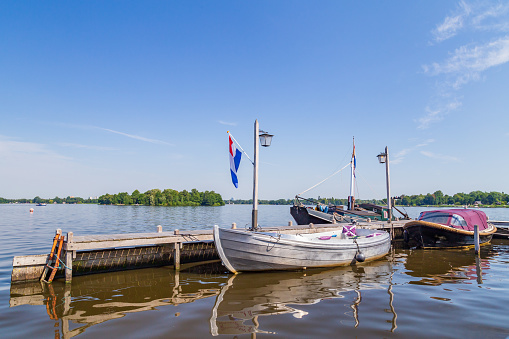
[1,1,508,200]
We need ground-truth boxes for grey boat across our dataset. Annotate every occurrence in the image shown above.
[213,225,390,273]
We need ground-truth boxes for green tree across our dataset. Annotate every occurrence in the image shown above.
[190,188,202,205]
[433,190,444,205]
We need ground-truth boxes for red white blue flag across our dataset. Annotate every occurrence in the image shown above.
[352,142,356,178]
[229,134,242,188]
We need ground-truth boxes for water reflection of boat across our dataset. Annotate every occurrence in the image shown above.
[10,263,228,338]
[403,248,494,286]
[210,260,397,336]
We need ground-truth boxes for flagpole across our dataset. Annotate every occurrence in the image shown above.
[348,137,355,210]
[252,120,259,230]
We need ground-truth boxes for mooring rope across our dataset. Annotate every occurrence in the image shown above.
[57,256,72,271]
[297,162,351,196]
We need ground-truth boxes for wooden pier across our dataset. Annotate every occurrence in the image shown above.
[11,221,410,283]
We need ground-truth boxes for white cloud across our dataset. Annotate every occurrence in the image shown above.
[418,100,462,129]
[57,143,119,151]
[432,0,471,43]
[431,1,509,43]
[218,120,237,126]
[49,122,174,146]
[391,139,435,165]
[424,37,509,79]
[416,138,435,147]
[472,3,509,29]
[420,151,460,163]
[99,128,173,146]
[420,1,509,129]
[0,137,71,160]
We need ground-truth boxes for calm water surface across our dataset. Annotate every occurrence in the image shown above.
[1,204,509,338]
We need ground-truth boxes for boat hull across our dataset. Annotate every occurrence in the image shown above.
[403,220,496,249]
[493,227,509,239]
[490,221,509,239]
[290,206,335,224]
[213,225,391,273]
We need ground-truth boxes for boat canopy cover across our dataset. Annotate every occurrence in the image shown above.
[418,209,489,231]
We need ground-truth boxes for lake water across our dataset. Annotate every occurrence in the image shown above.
[2,204,509,338]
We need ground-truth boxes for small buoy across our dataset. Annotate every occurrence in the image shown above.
[355,252,365,262]
[30,208,34,213]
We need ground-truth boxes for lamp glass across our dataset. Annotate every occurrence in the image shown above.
[259,133,273,147]
[377,153,387,164]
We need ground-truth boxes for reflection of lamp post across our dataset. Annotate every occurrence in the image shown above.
[252,120,273,231]
[377,146,391,223]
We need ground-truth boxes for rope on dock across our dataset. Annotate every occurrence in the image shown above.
[57,256,72,271]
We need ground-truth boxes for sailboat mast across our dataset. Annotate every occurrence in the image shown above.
[348,137,355,210]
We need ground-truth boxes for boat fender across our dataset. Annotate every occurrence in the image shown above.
[403,229,409,243]
[355,252,365,262]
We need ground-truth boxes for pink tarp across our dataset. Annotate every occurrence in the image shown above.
[418,209,489,231]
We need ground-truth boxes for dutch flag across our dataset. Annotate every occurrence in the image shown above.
[352,142,356,178]
[229,134,242,188]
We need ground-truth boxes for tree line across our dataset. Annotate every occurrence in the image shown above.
[227,197,385,205]
[98,188,224,206]
[0,196,97,204]
[3,190,507,207]
[227,191,509,207]
[398,190,509,206]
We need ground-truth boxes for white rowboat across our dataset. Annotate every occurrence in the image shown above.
[213,225,391,273]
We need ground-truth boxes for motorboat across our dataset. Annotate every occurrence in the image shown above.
[403,209,496,248]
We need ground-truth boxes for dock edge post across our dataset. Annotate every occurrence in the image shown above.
[65,232,73,283]
[474,224,480,254]
[173,242,181,271]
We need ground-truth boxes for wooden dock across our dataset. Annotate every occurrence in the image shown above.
[11,221,410,283]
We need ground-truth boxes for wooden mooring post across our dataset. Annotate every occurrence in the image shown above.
[174,229,180,271]
[474,224,480,254]
[65,232,74,283]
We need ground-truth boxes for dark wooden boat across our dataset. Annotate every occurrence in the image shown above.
[290,197,408,225]
[490,220,509,239]
[290,139,410,226]
[403,209,497,249]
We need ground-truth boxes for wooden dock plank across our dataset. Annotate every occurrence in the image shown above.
[13,254,49,267]
[67,234,214,251]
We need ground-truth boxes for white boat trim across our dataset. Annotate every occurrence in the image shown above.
[213,225,238,274]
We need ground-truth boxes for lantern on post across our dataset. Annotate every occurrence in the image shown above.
[259,130,273,147]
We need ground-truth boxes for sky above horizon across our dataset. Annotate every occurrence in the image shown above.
[1,1,509,200]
